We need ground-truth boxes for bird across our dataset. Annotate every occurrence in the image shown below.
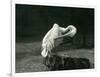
[41,23,77,58]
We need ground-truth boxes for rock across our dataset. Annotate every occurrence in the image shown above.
[43,54,91,71]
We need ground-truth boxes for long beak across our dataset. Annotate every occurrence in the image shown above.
[55,31,70,40]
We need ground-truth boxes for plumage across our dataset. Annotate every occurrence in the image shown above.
[41,23,77,57]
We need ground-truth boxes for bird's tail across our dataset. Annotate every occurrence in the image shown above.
[41,48,48,58]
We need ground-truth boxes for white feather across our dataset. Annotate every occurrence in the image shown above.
[41,23,77,57]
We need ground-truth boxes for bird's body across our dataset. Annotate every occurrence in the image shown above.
[41,24,61,57]
[41,23,77,57]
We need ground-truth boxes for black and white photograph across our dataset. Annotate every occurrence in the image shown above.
[15,4,94,73]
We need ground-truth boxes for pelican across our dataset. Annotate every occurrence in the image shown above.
[41,23,77,57]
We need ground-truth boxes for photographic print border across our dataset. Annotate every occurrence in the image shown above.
[11,0,95,77]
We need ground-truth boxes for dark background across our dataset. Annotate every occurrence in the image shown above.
[16,4,94,48]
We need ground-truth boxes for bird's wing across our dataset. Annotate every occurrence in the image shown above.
[41,24,60,57]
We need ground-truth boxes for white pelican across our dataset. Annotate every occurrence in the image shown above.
[41,23,77,57]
